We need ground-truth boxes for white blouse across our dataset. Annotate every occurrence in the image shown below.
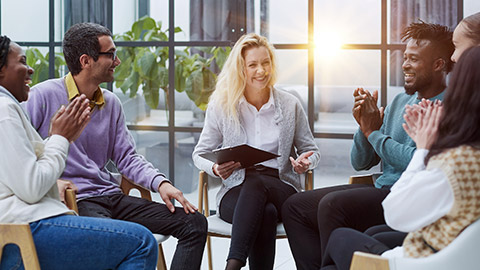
[238,89,279,169]
[382,149,454,232]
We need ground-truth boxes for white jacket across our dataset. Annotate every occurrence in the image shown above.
[0,87,73,223]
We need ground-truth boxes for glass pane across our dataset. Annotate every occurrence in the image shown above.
[129,130,167,201]
[314,138,381,188]
[113,46,169,125]
[174,132,201,194]
[315,0,380,45]
[314,50,380,133]
[268,0,308,43]
[387,49,406,104]
[113,0,169,40]
[275,49,309,115]
[388,0,459,44]
[2,0,49,42]
[464,0,480,17]
[174,46,228,126]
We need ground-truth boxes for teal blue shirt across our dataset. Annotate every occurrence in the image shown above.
[350,91,444,188]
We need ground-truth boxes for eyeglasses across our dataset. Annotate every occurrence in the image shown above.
[98,50,117,60]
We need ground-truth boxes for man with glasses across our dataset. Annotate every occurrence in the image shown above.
[24,22,207,270]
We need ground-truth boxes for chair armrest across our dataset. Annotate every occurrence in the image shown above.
[121,175,152,201]
[350,251,390,270]
[349,175,375,185]
[65,188,79,214]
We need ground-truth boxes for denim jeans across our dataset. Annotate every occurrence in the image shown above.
[0,214,158,270]
[219,167,296,269]
[77,193,207,270]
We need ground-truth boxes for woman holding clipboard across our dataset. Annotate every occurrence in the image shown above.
[193,33,320,270]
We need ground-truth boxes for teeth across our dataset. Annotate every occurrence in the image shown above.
[25,79,32,85]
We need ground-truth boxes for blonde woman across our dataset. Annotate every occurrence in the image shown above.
[193,33,320,270]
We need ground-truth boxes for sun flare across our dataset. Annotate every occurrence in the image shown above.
[314,31,343,58]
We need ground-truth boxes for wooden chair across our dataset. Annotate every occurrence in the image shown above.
[198,170,313,270]
[0,224,40,270]
[65,176,169,270]
[349,173,383,185]
[350,218,480,270]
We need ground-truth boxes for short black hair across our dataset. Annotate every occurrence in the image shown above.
[401,21,454,73]
[63,22,112,75]
[0,35,11,70]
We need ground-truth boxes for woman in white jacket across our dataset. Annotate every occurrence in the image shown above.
[0,35,157,270]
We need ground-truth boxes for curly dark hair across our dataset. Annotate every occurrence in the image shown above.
[0,35,11,71]
[426,46,480,162]
[63,22,112,75]
[401,21,454,73]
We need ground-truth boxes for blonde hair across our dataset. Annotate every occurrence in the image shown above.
[210,33,277,126]
[461,12,480,45]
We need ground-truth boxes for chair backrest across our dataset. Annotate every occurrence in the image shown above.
[391,218,480,270]
[0,224,41,270]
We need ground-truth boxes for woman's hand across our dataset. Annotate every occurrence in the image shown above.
[403,101,443,149]
[213,161,241,180]
[49,94,91,142]
[290,151,313,174]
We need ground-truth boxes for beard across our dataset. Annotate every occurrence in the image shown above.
[404,71,433,96]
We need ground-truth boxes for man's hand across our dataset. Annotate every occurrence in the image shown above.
[290,151,313,174]
[352,88,384,138]
[213,161,241,180]
[49,94,91,142]
[158,182,197,214]
[56,179,78,203]
[403,102,443,149]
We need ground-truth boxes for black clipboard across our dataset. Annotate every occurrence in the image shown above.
[199,144,280,168]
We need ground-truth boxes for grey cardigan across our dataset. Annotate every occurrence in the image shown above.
[192,87,320,209]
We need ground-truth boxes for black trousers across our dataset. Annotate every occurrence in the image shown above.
[219,167,296,270]
[320,227,393,270]
[281,184,391,270]
[77,193,207,270]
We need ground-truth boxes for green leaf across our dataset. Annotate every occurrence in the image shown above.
[138,51,156,77]
[175,64,185,92]
[143,84,160,109]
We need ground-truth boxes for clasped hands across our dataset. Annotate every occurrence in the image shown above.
[352,88,384,138]
[403,99,443,150]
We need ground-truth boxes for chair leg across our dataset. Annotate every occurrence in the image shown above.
[0,224,40,270]
[157,243,167,270]
[207,235,213,270]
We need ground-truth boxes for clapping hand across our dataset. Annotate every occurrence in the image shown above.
[352,88,384,138]
[403,100,443,149]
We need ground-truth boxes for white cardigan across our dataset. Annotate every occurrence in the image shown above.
[192,88,320,209]
[0,87,73,224]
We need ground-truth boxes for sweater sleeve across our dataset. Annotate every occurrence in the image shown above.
[109,98,169,192]
[350,128,381,170]
[192,103,224,178]
[367,130,416,172]
[292,99,320,170]
[0,102,69,204]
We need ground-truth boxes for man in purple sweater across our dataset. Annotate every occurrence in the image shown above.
[24,22,207,270]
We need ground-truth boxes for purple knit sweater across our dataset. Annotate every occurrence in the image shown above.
[24,77,166,199]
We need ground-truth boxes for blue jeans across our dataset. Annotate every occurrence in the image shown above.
[0,215,158,270]
[77,193,207,270]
